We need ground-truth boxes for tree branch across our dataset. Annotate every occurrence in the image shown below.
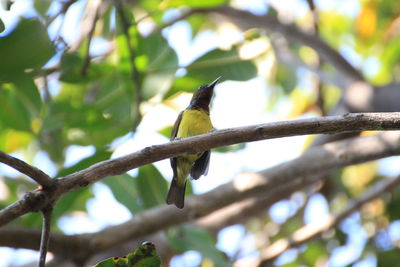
[153,9,196,33]
[195,172,322,234]
[69,0,108,52]
[0,152,53,187]
[0,113,400,228]
[60,131,400,254]
[45,0,77,27]
[1,129,400,262]
[39,206,53,267]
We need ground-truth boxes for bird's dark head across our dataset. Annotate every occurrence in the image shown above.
[188,77,221,111]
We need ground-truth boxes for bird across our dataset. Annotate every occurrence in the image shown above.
[166,77,221,209]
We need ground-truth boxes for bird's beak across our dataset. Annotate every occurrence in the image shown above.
[208,76,222,88]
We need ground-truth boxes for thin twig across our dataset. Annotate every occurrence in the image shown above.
[81,0,102,76]
[114,0,143,130]
[39,206,53,267]
[306,0,325,115]
[0,152,53,188]
[45,0,77,27]
[70,0,108,52]
[152,9,196,33]
[270,34,345,88]
[46,0,78,46]
[41,74,52,103]
[257,174,400,266]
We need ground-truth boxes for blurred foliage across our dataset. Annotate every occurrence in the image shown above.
[103,164,169,213]
[0,0,399,266]
[168,225,230,267]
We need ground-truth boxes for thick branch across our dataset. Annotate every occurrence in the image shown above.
[195,173,322,234]
[73,131,400,252]
[0,152,53,187]
[1,131,400,261]
[0,113,400,227]
[57,112,400,192]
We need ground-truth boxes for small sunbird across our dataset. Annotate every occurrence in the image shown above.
[166,77,221,209]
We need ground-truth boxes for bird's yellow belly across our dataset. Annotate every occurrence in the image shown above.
[176,109,213,138]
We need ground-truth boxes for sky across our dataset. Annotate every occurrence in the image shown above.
[0,0,399,266]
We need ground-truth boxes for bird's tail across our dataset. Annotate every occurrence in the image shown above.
[166,179,186,209]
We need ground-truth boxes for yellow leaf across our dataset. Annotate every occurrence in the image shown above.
[287,89,314,119]
[4,130,32,152]
[357,6,376,38]
[342,162,377,194]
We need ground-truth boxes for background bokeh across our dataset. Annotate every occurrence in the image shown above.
[1,0,400,266]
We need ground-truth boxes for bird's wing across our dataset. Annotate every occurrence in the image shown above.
[190,150,210,180]
[170,111,183,141]
[170,111,184,178]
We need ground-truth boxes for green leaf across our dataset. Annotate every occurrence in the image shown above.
[53,187,94,223]
[168,225,230,267]
[0,177,21,205]
[139,34,178,72]
[386,186,400,221]
[34,0,52,17]
[377,249,400,267]
[41,99,128,148]
[59,52,88,83]
[17,213,42,228]
[10,73,42,117]
[164,47,257,99]
[186,47,257,81]
[0,73,41,132]
[100,6,115,39]
[103,174,143,214]
[138,34,178,100]
[275,64,297,93]
[302,240,327,265]
[163,76,205,99]
[134,164,168,209]
[157,125,172,139]
[95,72,132,122]
[0,84,32,131]
[94,242,161,267]
[186,13,213,39]
[139,0,161,11]
[0,17,4,33]
[129,242,161,267]
[94,256,129,267]
[0,19,54,80]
